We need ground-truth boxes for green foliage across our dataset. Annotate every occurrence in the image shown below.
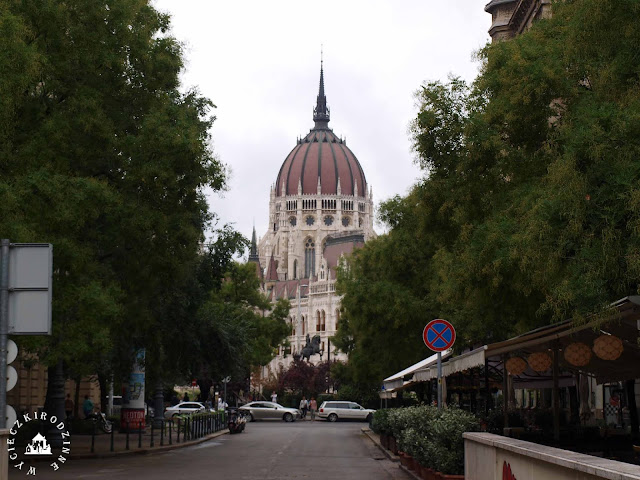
[383,405,480,475]
[336,0,640,389]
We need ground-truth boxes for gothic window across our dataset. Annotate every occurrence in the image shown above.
[316,311,321,332]
[335,309,340,331]
[324,215,333,226]
[321,310,326,331]
[302,315,305,335]
[304,238,315,277]
[306,215,315,226]
[342,216,350,227]
[359,218,363,228]
[289,216,296,226]
[293,260,297,280]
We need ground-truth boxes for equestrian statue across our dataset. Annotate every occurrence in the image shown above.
[300,334,321,362]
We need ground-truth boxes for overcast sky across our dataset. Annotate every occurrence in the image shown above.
[151,0,490,255]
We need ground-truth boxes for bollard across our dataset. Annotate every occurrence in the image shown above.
[177,418,181,443]
[91,420,96,453]
[150,421,155,447]
[160,419,164,446]
[110,425,114,452]
[169,419,172,445]
[138,421,142,448]
[126,421,130,450]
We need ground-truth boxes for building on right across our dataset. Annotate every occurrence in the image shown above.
[485,0,552,42]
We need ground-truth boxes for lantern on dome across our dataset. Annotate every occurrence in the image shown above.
[564,342,592,366]
[505,357,527,376]
[527,352,552,372]
[593,334,623,361]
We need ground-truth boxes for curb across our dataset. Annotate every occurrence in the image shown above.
[361,427,399,463]
[69,429,229,460]
[361,427,422,480]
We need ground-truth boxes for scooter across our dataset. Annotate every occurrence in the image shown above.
[227,407,246,434]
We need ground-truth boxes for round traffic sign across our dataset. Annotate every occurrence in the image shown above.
[423,319,456,352]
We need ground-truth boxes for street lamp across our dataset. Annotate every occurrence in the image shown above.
[319,347,324,362]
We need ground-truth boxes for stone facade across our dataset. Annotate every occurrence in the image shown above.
[252,64,375,385]
[485,0,552,42]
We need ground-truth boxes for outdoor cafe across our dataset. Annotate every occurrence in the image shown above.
[381,296,640,474]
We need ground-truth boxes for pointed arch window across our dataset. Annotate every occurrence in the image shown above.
[321,311,326,331]
[293,260,297,280]
[316,311,321,332]
[335,309,340,331]
[302,315,305,335]
[305,238,315,277]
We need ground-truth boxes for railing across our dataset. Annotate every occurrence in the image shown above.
[87,411,227,454]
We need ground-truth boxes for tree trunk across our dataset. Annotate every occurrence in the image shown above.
[44,359,67,447]
[97,372,108,414]
[74,376,81,418]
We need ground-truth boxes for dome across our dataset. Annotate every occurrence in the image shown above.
[274,64,367,197]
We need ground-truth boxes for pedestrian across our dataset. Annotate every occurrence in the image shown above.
[271,391,278,403]
[183,392,189,402]
[309,397,317,421]
[82,394,94,418]
[299,396,308,419]
[170,393,179,406]
[65,394,74,419]
[218,397,227,411]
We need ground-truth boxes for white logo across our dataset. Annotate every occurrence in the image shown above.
[8,411,71,476]
[24,433,52,455]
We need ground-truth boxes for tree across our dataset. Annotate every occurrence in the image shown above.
[336,0,640,386]
[0,0,226,405]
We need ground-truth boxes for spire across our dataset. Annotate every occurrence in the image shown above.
[313,49,330,129]
[249,225,259,262]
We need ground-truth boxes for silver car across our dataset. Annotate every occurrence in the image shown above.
[239,401,300,422]
[317,401,375,422]
[164,401,206,419]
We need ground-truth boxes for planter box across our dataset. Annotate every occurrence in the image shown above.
[399,452,413,468]
[420,465,436,480]
[388,435,398,455]
[380,433,389,449]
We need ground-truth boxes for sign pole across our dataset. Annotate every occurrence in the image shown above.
[0,239,9,428]
[437,352,442,409]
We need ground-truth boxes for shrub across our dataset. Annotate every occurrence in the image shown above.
[378,405,481,475]
[370,408,391,435]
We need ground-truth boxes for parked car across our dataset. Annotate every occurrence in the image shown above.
[317,401,375,422]
[164,401,206,419]
[238,401,300,422]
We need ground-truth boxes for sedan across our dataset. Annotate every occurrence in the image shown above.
[239,401,300,422]
[164,401,206,419]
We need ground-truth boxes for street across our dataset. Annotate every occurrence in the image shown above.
[8,421,411,480]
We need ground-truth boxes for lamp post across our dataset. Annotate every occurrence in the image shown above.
[296,282,308,353]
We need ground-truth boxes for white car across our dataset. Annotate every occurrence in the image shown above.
[164,401,206,419]
[317,401,375,422]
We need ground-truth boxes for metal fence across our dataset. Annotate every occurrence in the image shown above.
[89,412,227,454]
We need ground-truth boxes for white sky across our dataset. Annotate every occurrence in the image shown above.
[151,0,491,253]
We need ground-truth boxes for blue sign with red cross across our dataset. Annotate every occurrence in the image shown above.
[423,319,456,352]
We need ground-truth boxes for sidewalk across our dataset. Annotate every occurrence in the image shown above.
[26,426,229,460]
[362,427,422,480]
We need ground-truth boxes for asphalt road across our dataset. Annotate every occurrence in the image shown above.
[8,420,411,480]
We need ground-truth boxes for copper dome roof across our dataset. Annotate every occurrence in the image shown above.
[274,64,367,197]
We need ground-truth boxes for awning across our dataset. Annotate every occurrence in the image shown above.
[382,350,452,391]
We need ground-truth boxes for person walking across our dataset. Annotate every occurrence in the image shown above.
[82,395,94,418]
[299,396,308,419]
[65,394,74,419]
[271,391,278,403]
[309,397,317,421]
[183,392,190,402]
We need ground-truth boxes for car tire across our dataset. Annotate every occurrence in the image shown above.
[283,413,294,422]
[366,413,373,423]
[249,413,255,422]
[172,413,180,418]
[328,413,338,422]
